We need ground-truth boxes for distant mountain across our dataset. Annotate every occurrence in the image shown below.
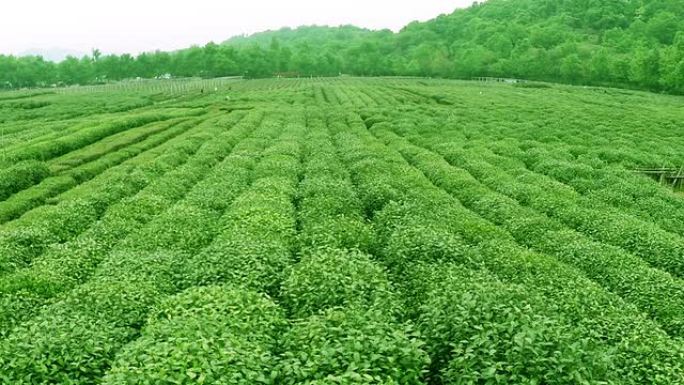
[19,48,88,62]
[223,25,379,48]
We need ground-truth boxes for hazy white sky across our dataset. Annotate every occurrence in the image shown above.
[1,0,477,56]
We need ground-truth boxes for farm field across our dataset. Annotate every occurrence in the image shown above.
[1,77,684,384]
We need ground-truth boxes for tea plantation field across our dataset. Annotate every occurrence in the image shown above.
[1,78,684,384]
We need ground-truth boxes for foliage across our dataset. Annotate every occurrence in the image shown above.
[281,248,397,318]
[102,286,284,385]
[278,307,429,385]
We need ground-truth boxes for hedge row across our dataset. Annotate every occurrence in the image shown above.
[389,131,684,339]
[177,119,302,294]
[95,114,304,385]
[48,117,189,174]
[0,114,244,276]
[1,109,195,164]
[102,286,285,385]
[295,113,374,253]
[496,142,684,238]
[333,117,684,383]
[263,114,428,384]
[0,111,260,332]
[0,117,209,225]
[384,113,684,279]
[406,262,612,384]
[0,161,50,201]
[279,249,428,385]
[0,113,285,383]
[344,124,608,383]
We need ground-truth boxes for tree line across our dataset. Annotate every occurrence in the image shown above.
[1,0,683,93]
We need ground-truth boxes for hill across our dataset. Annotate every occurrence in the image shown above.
[223,25,378,48]
[395,0,684,90]
[1,0,683,92]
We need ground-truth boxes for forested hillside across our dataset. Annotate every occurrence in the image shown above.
[2,0,683,92]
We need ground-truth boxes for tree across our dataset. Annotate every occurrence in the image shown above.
[630,46,661,88]
[560,54,584,84]
[646,12,679,45]
[589,49,611,83]
[57,56,93,85]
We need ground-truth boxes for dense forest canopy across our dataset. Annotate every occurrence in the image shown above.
[1,0,684,93]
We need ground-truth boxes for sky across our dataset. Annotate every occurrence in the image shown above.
[1,0,477,58]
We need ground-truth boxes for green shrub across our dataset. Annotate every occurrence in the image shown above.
[0,161,50,200]
[278,308,429,385]
[298,215,374,252]
[102,286,284,385]
[281,248,397,318]
[407,263,614,384]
